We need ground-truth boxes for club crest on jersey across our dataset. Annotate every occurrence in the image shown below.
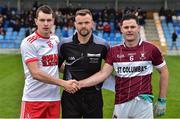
[47,40,53,48]
[140,52,146,60]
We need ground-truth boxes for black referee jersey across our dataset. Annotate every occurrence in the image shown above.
[58,33,110,92]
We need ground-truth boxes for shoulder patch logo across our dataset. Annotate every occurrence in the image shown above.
[68,56,75,60]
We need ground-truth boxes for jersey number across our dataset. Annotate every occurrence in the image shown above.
[129,55,134,61]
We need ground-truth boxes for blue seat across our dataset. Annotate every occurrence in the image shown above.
[110,22,115,32]
[4,32,12,40]
[115,32,122,43]
[109,32,115,41]
[11,31,18,40]
[20,27,26,32]
[7,42,15,48]
[177,29,180,35]
[61,29,68,38]
[6,27,13,32]
[103,32,109,41]
[68,28,74,36]
[3,20,9,29]
[97,31,103,38]
[0,35,4,40]
[0,41,8,48]
[55,28,62,38]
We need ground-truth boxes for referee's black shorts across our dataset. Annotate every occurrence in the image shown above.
[61,89,103,118]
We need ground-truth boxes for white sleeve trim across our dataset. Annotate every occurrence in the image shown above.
[154,61,166,69]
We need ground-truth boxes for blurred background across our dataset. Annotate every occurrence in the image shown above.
[0,0,180,55]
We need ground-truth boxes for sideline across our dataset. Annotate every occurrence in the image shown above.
[0,49,20,54]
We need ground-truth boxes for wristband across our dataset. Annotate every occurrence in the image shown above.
[158,98,166,103]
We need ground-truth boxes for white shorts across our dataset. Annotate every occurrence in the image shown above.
[113,96,153,118]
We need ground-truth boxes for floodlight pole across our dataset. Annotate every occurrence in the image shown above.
[115,0,118,11]
[164,0,168,10]
[17,0,21,12]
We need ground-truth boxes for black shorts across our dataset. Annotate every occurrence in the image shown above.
[61,89,103,118]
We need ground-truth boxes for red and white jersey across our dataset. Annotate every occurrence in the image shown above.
[20,32,60,101]
[106,39,166,104]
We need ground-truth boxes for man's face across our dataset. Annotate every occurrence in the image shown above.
[74,14,94,37]
[35,11,54,36]
[121,19,140,42]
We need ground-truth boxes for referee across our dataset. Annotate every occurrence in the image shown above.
[58,9,110,118]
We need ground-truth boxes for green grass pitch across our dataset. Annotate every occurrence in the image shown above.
[0,54,180,118]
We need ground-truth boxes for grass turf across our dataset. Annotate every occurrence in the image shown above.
[0,54,179,118]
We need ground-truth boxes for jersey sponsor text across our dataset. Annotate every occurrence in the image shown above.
[42,54,58,66]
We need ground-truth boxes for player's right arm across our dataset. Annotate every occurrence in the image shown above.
[79,63,113,88]
[27,61,79,93]
[27,61,69,85]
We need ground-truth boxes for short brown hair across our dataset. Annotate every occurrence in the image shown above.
[120,13,139,26]
[75,9,92,18]
[36,5,55,18]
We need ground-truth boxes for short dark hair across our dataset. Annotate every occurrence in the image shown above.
[36,5,55,18]
[75,9,92,18]
[120,13,139,25]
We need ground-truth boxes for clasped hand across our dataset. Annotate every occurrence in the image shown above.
[63,80,80,93]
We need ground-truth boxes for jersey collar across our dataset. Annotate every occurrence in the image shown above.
[35,31,50,39]
[123,38,143,48]
[73,33,93,45]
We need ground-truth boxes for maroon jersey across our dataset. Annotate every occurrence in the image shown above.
[105,39,166,104]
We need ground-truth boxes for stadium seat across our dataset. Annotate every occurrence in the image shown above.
[61,27,69,38]
[110,21,115,32]
[12,31,18,40]
[97,31,103,38]
[55,28,62,38]
[19,27,26,32]
[6,27,13,32]
[109,32,115,41]
[7,42,15,48]
[4,32,12,40]
[67,28,74,36]
[115,32,122,43]
[103,32,109,41]
[0,35,4,40]
[3,20,9,29]
[0,41,10,48]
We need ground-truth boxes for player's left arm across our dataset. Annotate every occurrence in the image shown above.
[154,64,169,117]
[157,64,169,98]
[152,46,169,98]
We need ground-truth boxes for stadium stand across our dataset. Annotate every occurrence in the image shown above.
[153,12,167,55]
[0,0,180,55]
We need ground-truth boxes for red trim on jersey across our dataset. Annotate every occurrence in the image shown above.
[35,31,50,39]
[25,58,38,64]
[27,35,40,43]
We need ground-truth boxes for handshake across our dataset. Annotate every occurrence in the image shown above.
[62,80,81,93]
